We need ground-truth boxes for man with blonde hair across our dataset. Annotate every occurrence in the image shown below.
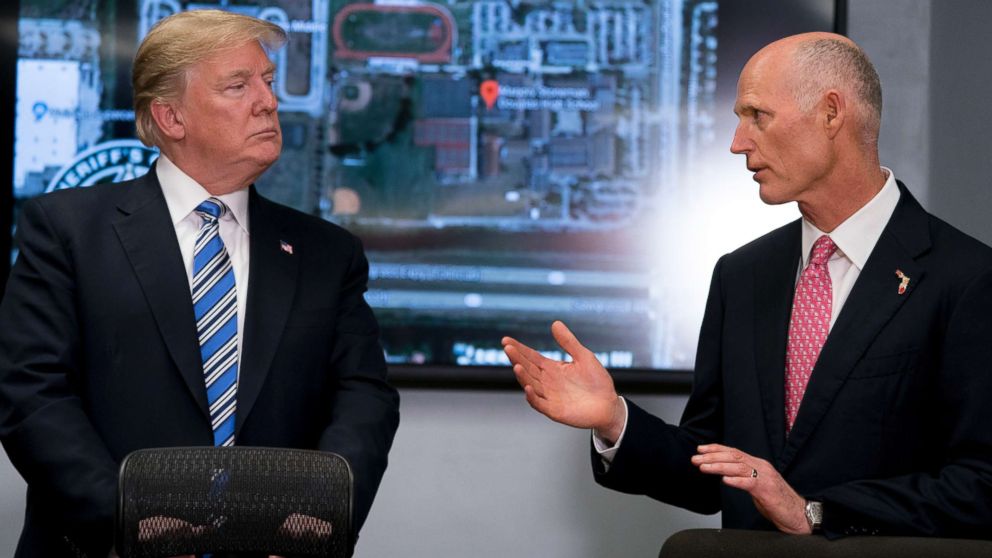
[505,32,992,539]
[0,10,399,557]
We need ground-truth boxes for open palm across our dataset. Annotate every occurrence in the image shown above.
[503,321,621,433]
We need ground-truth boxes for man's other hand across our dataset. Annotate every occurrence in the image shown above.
[692,444,811,535]
[502,321,625,443]
[135,516,201,558]
[277,512,333,538]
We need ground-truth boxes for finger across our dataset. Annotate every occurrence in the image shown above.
[697,463,761,496]
[506,346,545,388]
[722,475,759,492]
[521,366,547,398]
[502,339,534,367]
[697,443,736,454]
[550,321,593,362]
[511,362,529,389]
[695,461,753,477]
[504,344,539,373]
[502,336,556,369]
[695,445,752,467]
[512,362,546,398]
[523,384,555,418]
[691,451,745,465]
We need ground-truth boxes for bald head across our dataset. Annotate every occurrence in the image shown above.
[731,33,888,227]
[750,33,882,147]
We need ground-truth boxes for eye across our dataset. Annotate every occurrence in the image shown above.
[227,82,246,92]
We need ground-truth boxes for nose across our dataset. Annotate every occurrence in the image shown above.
[254,79,278,114]
[729,122,751,155]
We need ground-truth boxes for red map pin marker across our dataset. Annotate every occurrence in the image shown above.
[480,79,499,110]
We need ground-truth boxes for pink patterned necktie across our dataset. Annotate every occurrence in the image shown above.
[785,235,838,433]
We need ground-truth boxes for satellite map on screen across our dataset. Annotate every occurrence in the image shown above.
[14,0,723,369]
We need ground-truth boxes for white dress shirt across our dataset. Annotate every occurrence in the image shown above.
[155,155,251,365]
[594,167,902,462]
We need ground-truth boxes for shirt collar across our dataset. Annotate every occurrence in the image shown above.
[155,154,250,234]
[800,166,900,270]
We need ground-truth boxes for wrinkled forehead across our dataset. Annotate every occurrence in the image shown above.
[734,50,795,111]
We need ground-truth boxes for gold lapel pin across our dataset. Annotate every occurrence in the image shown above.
[895,269,910,295]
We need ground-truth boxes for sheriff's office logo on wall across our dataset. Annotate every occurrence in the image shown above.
[46,139,159,192]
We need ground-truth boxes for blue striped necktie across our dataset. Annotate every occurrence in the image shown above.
[192,198,238,447]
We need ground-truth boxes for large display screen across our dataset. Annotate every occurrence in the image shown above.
[10,0,837,372]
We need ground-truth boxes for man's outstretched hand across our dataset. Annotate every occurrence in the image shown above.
[502,321,626,443]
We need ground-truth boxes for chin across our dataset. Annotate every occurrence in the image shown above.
[254,144,282,169]
[757,184,791,206]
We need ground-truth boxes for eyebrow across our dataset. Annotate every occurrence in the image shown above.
[734,102,762,117]
[221,63,277,81]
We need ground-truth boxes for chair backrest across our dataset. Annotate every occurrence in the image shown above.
[116,446,353,558]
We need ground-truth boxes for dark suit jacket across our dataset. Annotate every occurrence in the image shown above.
[0,170,400,557]
[594,183,992,539]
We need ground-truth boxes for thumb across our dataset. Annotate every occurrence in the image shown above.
[551,321,591,362]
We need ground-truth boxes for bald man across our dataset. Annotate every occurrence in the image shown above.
[503,33,992,538]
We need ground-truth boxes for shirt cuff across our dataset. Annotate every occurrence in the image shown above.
[591,396,629,468]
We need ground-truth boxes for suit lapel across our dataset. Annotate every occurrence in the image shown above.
[752,220,802,462]
[236,188,299,435]
[112,171,210,419]
[779,183,931,470]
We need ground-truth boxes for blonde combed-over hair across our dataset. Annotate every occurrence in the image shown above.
[132,9,286,147]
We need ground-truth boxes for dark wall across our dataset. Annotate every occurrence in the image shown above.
[928,1,992,245]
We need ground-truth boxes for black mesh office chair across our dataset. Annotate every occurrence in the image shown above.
[116,446,353,558]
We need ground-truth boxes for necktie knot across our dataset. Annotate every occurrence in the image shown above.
[195,198,226,225]
[809,235,837,267]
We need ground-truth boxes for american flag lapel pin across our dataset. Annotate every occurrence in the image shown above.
[895,269,910,295]
[280,240,294,255]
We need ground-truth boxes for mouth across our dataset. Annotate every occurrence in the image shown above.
[252,129,279,139]
[747,165,767,181]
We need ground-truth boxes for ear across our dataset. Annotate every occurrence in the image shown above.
[149,100,187,142]
[822,89,845,140]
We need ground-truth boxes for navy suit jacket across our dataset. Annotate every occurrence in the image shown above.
[0,170,400,557]
[594,183,992,539]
